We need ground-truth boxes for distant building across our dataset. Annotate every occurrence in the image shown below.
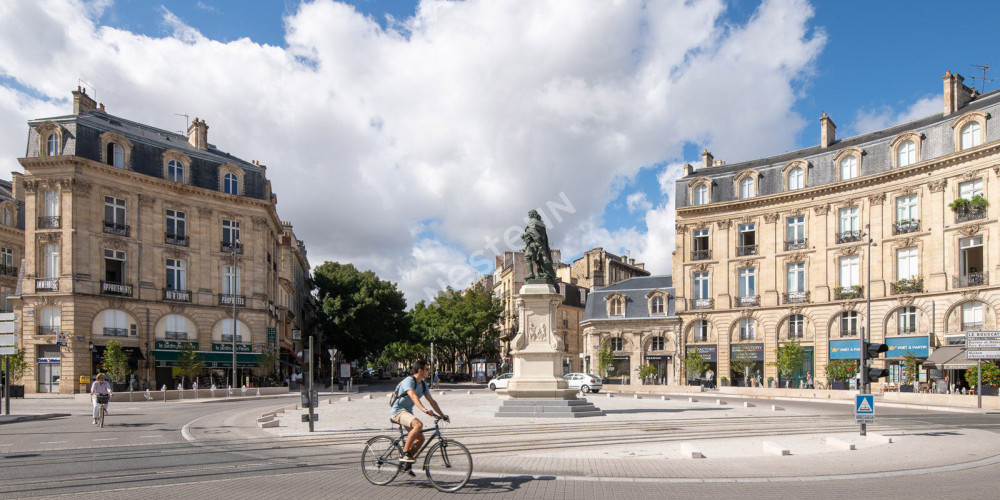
[557,247,649,289]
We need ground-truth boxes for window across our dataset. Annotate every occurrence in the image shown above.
[839,256,859,288]
[694,320,709,342]
[104,249,125,283]
[896,194,917,222]
[897,140,916,167]
[788,315,804,339]
[0,248,12,269]
[788,167,804,190]
[961,122,982,150]
[787,262,805,293]
[610,297,624,316]
[222,219,240,244]
[738,223,756,255]
[898,307,917,334]
[838,207,859,233]
[107,143,125,168]
[692,228,710,260]
[222,266,242,295]
[164,314,188,340]
[840,156,857,180]
[896,247,918,280]
[650,336,665,351]
[104,196,125,224]
[224,173,239,195]
[167,160,184,183]
[738,267,756,297]
[959,179,983,199]
[40,307,60,334]
[561,310,568,328]
[786,216,805,242]
[962,302,984,331]
[693,184,708,205]
[166,259,186,290]
[840,311,859,336]
[104,309,129,336]
[1,207,12,226]
[651,296,664,314]
[609,338,624,351]
[221,319,245,342]
[959,236,984,284]
[166,210,186,238]
[46,133,59,156]
[739,177,755,199]
[44,190,59,217]
[44,244,59,278]
[739,318,756,341]
[693,272,709,299]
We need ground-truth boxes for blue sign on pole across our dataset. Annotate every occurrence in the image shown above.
[855,394,874,423]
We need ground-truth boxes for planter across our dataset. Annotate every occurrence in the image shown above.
[1,385,24,398]
[977,385,999,396]
[899,385,914,393]
[832,381,847,390]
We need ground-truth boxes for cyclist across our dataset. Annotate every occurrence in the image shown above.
[390,360,447,464]
[90,373,112,425]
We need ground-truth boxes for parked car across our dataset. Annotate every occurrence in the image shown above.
[488,373,514,391]
[563,373,603,393]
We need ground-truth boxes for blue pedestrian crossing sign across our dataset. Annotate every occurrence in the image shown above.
[855,394,874,423]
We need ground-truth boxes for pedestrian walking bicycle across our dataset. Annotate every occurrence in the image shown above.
[95,393,110,428]
[361,415,472,492]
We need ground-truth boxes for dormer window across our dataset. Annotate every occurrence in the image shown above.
[649,294,665,315]
[788,167,804,190]
[897,141,915,167]
[739,177,755,198]
[952,111,988,152]
[782,160,808,191]
[168,160,184,183]
[224,173,238,194]
[610,297,624,316]
[218,164,245,196]
[840,156,857,180]
[46,133,59,156]
[890,132,921,168]
[108,143,124,168]
[99,132,132,169]
[694,184,708,205]
[961,122,982,150]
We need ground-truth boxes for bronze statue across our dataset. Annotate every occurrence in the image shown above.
[521,210,556,283]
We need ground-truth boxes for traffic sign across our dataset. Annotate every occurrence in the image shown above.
[0,347,16,356]
[0,334,15,346]
[967,350,1000,359]
[855,394,874,424]
[967,339,1000,348]
[966,331,1000,338]
[0,322,14,334]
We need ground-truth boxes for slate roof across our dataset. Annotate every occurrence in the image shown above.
[582,275,675,322]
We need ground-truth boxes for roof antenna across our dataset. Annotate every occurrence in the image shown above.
[77,78,97,100]
[969,64,993,93]
[174,113,189,134]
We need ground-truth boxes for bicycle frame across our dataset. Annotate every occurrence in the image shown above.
[394,417,443,460]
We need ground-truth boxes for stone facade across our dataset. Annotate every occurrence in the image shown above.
[557,247,649,289]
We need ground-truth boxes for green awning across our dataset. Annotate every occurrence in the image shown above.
[151,350,262,368]
[278,359,299,368]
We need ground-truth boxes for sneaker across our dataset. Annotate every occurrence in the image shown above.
[399,453,416,463]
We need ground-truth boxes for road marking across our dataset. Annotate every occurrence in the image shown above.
[140,435,163,438]
[93,438,118,442]
[0,444,11,447]
[41,441,66,444]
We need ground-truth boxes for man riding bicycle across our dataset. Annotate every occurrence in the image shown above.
[390,360,447,464]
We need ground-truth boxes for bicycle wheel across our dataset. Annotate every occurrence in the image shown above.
[424,439,472,492]
[99,407,105,428]
[361,435,402,485]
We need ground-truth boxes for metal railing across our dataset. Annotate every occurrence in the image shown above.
[836,230,862,244]
[219,294,246,307]
[690,249,711,261]
[897,325,917,334]
[37,216,60,229]
[165,233,188,246]
[956,206,987,223]
[892,219,920,235]
[890,278,924,295]
[103,221,130,237]
[221,242,243,254]
[0,265,17,277]
[736,295,759,307]
[840,329,859,337]
[690,298,714,310]
[783,291,809,304]
[35,278,58,292]
[221,334,243,343]
[101,281,133,297]
[165,331,188,340]
[962,322,984,332]
[163,288,191,302]
[736,245,757,256]
[834,285,864,300]
[784,238,807,251]
[37,325,59,335]
[954,272,988,288]
[103,327,129,337]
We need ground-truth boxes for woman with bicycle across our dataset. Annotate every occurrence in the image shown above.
[90,373,112,425]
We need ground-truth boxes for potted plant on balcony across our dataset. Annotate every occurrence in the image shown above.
[899,351,918,392]
[1,347,28,398]
[950,194,989,218]
[964,361,1000,395]
[826,359,858,390]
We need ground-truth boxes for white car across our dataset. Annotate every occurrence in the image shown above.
[488,373,513,391]
[563,373,603,393]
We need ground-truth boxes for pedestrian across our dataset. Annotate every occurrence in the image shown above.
[433,370,440,389]
[705,369,715,388]
[90,373,112,425]
[806,371,814,389]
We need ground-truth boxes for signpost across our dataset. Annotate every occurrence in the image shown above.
[0,312,16,415]
[855,394,874,424]
[966,331,1000,408]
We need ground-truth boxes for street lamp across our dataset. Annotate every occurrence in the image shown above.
[231,239,240,389]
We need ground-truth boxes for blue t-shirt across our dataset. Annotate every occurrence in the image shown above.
[390,376,428,415]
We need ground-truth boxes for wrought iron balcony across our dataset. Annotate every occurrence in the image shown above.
[165,331,188,340]
[37,325,59,335]
[103,221,130,237]
[956,205,987,223]
[690,298,714,310]
[784,238,808,251]
[954,272,988,288]
[892,219,920,235]
[221,334,244,343]
[736,245,757,256]
[736,295,760,307]
[163,288,191,302]
[35,278,58,292]
[37,216,60,229]
[103,327,129,337]
[221,242,243,254]
[783,291,809,304]
[0,265,17,277]
[890,278,924,295]
[219,294,246,307]
[836,230,862,244]
[787,331,804,340]
[690,249,711,261]
[165,232,188,246]
[898,325,917,334]
[834,285,864,300]
[101,281,133,297]
[962,322,984,332]
[840,329,859,337]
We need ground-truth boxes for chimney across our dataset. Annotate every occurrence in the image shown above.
[187,118,209,149]
[72,86,97,115]
[683,163,696,176]
[701,149,714,168]
[11,172,23,202]
[943,71,974,116]
[820,112,836,147]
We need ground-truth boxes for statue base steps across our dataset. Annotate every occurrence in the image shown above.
[495,398,605,418]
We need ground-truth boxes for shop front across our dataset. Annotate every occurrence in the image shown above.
[605,355,631,385]
[776,346,815,388]
[91,345,145,389]
[686,345,717,386]
[151,340,262,389]
[37,346,61,393]
[643,355,672,385]
[730,343,764,387]
[829,339,861,389]
[885,336,929,390]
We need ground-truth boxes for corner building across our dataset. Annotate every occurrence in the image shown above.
[674,72,1000,390]
[16,88,298,393]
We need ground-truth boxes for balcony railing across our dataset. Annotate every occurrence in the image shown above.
[784,238,808,251]
[0,265,17,277]
[890,278,924,295]
[35,278,58,292]
[736,245,757,256]
[37,325,59,335]
[103,327,129,337]
[165,331,188,340]
[37,216,60,229]
[893,219,920,235]
[840,329,859,337]
[956,205,987,223]
[835,285,864,300]
[103,221,130,237]
[736,295,760,307]
[836,230,862,244]
[165,232,188,246]
[219,294,246,307]
[783,291,809,304]
[690,298,714,310]
[963,322,984,332]
[954,272,988,288]
[690,249,711,261]
[163,288,192,302]
[221,242,243,254]
[898,325,917,334]
[221,334,244,343]
[101,281,133,297]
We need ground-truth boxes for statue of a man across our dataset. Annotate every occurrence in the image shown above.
[521,210,555,283]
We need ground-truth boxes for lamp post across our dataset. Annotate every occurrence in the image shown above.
[231,239,240,389]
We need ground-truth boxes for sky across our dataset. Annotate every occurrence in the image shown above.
[0,0,998,306]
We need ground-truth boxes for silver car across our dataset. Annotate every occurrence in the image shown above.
[488,373,514,391]
[563,373,603,393]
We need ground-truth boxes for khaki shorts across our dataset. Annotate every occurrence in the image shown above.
[390,410,419,430]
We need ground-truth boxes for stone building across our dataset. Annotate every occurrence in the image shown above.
[277,221,316,375]
[673,71,999,390]
[0,177,25,314]
[15,87,307,393]
[557,247,649,289]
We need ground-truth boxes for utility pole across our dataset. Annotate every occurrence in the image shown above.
[231,239,240,389]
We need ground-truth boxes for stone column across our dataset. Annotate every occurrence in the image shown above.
[504,283,577,400]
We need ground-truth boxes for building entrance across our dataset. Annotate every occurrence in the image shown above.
[38,363,60,393]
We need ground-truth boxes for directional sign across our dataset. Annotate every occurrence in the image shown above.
[855,394,874,424]
[967,351,1000,360]
[0,322,15,334]
[967,339,1000,348]
[966,331,1000,339]
[0,347,17,356]
[0,334,15,346]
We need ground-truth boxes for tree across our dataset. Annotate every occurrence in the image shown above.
[770,339,805,388]
[0,347,29,384]
[409,284,503,374]
[314,262,410,362]
[826,359,859,382]
[258,346,278,381]
[596,341,615,379]
[685,347,708,385]
[375,341,430,372]
[901,351,919,386]
[101,340,131,385]
[176,343,204,388]
[730,347,757,387]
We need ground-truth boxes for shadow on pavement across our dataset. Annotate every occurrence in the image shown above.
[603,407,729,414]
[405,474,552,493]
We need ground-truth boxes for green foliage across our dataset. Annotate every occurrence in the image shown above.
[101,340,131,383]
[176,342,204,383]
[0,347,29,383]
[770,339,805,381]
[375,341,430,369]
[596,342,615,379]
[257,346,278,379]
[900,351,919,384]
[685,348,708,382]
[409,283,503,373]
[965,362,1000,387]
[834,285,864,299]
[950,194,989,212]
[314,262,410,362]
[826,359,859,382]
[638,363,658,380]
[730,347,757,386]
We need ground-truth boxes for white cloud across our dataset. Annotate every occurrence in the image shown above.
[849,95,939,136]
[626,192,651,213]
[0,0,825,303]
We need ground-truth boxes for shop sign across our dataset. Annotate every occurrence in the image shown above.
[212,343,253,353]
[829,339,861,359]
[885,337,929,358]
[686,345,717,362]
[645,355,672,361]
[155,340,199,350]
[613,355,630,360]
[37,358,60,363]
[730,343,764,361]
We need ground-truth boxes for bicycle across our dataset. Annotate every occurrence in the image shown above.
[361,415,472,492]
[95,393,110,428]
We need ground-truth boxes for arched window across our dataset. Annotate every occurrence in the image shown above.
[961,122,982,150]
[46,133,59,156]
[787,315,804,339]
[739,318,755,341]
[739,177,755,199]
[897,140,916,167]
[693,320,709,342]
[167,160,184,183]
[693,184,708,205]
[103,309,131,336]
[224,173,239,195]
[651,296,664,314]
[788,167,804,190]
[221,318,245,342]
[2,207,13,226]
[840,156,857,180]
[840,311,859,337]
[962,302,984,331]
[107,143,125,168]
[164,314,188,340]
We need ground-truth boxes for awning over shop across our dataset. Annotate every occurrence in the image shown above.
[922,346,975,369]
[151,350,261,368]
[92,345,145,365]
[943,351,977,369]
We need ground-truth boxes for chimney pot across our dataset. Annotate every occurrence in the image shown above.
[71,87,97,115]
[820,112,836,148]
[187,118,209,149]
